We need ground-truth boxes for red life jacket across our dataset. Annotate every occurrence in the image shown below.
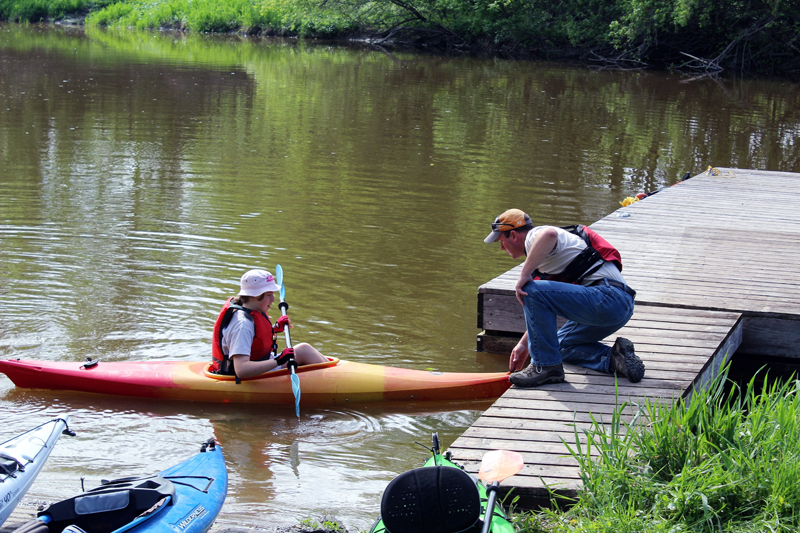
[533,225,622,284]
[210,297,275,376]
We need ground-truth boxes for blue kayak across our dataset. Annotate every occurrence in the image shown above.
[1,417,74,526]
[9,439,227,533]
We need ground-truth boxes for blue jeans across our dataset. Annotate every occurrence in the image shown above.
[521,279,635,372]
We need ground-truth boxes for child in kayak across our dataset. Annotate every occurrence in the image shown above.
[210,269,328,379]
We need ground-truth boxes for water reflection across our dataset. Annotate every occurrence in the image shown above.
[1,22,799,529]
[1,378,490,530]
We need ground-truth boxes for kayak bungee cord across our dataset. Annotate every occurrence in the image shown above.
[275,264,301,417]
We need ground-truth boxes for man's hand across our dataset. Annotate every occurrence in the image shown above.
[509,341,529,372]
[515,276,530,306]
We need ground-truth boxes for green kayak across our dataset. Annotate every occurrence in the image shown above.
[369,434,519,533]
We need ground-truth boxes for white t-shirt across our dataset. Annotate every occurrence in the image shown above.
[525,226,626,285]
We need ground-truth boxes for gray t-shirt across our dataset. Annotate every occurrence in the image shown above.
[220,310,256,357]
[220,310,279,372]
[525,226,626,285]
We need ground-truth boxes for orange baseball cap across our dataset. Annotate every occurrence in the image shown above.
[484,209,532,243]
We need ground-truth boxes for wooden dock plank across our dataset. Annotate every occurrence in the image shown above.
[455,305,741,503]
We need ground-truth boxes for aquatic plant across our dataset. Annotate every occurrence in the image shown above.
[297,513,349,533]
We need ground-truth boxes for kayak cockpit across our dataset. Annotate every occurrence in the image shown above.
[22,475,175,533]
[202,356,340,381]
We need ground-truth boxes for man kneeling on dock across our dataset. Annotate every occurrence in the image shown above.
[484,209,645,388]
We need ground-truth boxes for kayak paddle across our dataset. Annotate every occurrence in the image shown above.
[478,450,524,533]
[275,264,301,417]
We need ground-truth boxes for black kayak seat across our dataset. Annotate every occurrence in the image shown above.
[39,475,175,533]
[11,519,51,533]
[380,465,482,533]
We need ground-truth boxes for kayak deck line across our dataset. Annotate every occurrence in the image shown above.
[461,168,800,509]
[0,357,510,405]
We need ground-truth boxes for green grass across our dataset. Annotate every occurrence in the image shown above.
[513,364,800,532]
[84,0,358,36]
[0,0,358,36]
[0,0,111,21]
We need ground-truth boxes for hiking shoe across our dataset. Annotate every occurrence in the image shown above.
[610,337,645,383]
[510,363,565,388]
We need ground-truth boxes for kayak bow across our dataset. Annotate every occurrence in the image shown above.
[1,417,73,526]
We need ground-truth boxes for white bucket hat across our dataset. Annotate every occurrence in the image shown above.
[237,269,281,296]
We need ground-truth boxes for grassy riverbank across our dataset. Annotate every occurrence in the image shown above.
[2,0,799,76]
[512,365,800,533]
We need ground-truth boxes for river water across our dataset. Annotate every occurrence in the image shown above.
[1,23,799,530]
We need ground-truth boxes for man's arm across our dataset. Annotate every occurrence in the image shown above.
[515,226,558,305]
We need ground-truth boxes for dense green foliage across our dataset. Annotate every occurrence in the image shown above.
[83,0,358,36]
[0,0,111,21]
[2,0,798,74]
[513,366,800,532]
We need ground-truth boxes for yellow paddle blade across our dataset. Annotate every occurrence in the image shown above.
[477,450,524,483]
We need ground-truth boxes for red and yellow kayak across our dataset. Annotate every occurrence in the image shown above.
[0,357,510,404]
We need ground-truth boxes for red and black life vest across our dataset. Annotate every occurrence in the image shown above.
[210,297,276,377]
[533,225,622,284]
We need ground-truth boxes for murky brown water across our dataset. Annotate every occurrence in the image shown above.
[1,23,799,530]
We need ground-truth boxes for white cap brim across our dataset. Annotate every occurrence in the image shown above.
[484,230,501,244]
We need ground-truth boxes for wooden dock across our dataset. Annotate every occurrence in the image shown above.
[451,168,800,507]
